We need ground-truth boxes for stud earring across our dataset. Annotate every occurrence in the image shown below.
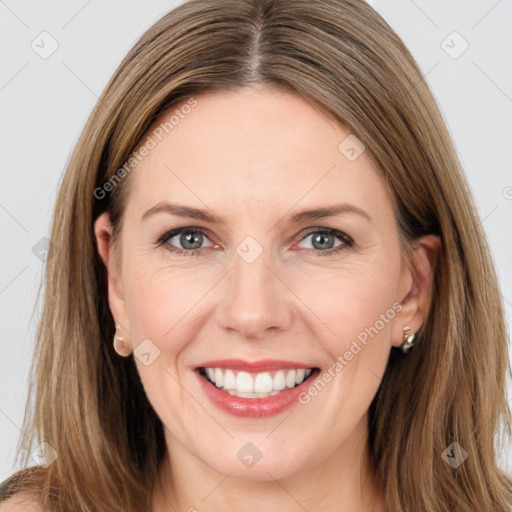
[400,325,417,353]
[113,322,131,356]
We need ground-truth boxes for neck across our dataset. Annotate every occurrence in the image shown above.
[152,416,385,512]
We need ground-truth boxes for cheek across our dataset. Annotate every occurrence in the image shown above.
[122,261,211,430]
[123,245,402,356]
[290,263,401,436]
[295,257,401,351]
[123,256,210,338]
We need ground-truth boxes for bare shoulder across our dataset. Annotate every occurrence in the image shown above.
[0,493,45,512]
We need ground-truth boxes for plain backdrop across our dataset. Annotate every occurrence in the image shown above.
[1,0,511,482]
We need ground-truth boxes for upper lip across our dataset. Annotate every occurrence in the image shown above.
[195,359,317,373]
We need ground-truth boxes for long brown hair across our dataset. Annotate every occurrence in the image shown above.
[2,0,511,510]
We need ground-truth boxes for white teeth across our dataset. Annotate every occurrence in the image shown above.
[223,370,236,390]
[295,369,305,385]
[228,390,272,398]
[214,368,223,388]
[285,370,296,388]
[203,366,314,398]
[236,371,254,393]
[254,372,273,393]
[237,392,254,398]
[273,370,286,390]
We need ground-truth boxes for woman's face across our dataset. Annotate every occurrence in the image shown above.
[96,86,433,482]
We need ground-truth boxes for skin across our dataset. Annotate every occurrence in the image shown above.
[95,85,440,512]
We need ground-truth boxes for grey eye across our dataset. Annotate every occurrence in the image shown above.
[299,231,344,251]
[164,229,214,251]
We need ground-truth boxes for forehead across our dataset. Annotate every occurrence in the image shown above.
[124,87,392,222]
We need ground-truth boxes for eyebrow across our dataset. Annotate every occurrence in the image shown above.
[141,201,372,224]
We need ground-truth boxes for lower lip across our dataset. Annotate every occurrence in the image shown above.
[195,369,319,418]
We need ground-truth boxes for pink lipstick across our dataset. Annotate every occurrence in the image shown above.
[195,359,319,417]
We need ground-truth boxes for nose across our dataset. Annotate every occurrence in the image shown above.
[217,246,294,342]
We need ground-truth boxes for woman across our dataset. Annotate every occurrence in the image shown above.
[1,0,511,510]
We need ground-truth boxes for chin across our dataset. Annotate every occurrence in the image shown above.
[194,435,312,482]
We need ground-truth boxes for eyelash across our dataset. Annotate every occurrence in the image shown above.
[155,226,354,257]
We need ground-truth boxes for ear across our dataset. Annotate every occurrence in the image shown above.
[94,212,131,342]
[392,234,442,348]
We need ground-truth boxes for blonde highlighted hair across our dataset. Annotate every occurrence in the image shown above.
[1,0,511,510]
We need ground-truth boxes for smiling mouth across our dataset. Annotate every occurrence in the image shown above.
[197,366,320,399]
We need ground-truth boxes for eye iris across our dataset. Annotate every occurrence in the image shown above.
[181,232,203,250]
[312,233,334,250]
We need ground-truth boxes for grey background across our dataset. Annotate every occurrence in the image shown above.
[1,0,511,482]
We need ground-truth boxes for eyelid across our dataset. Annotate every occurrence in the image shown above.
[156,226,216,253]
[293,227,354,253]
[156,226,353,256]
[157,225,213,242]
[294,226,353,243]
